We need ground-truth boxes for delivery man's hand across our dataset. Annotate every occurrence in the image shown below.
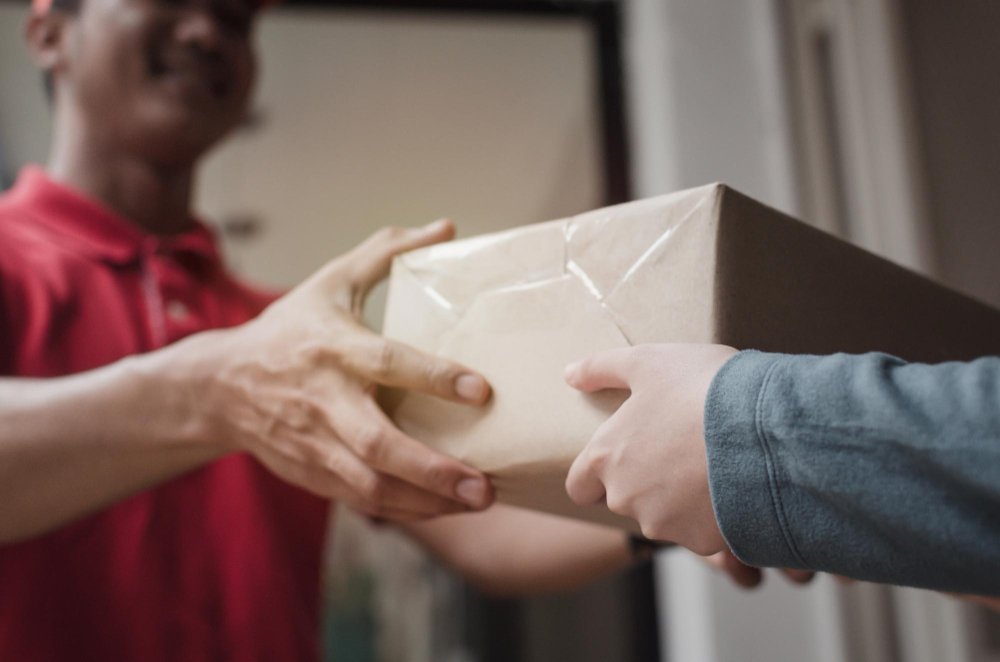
[186,220,494,521]
[563,343,735,554]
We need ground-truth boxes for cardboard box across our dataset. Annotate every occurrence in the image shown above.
[382,183,1000,530]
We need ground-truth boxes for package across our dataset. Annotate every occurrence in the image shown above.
[381,183,1000,531]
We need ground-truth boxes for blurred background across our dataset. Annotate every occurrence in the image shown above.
[1,0,999,660]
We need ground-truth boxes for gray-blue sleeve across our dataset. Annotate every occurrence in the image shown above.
[705,350,1000,595]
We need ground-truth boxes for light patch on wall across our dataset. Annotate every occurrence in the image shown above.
[198,10,601,291]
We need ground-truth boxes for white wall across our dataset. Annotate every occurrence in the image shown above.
[200,9,602,291]
[899,0,1000,308]
[625,0,798,212]
[625,1,865,660]
[0,4,51,178]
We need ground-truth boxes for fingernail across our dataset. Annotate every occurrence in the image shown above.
[564,362,580,383]
[455,373,489,403]
[456,477,488,507]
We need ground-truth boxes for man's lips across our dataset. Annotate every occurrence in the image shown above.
[150,53,233,99]
[161,68,227,98]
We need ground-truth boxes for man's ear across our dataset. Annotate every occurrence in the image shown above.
[24,11,72,79]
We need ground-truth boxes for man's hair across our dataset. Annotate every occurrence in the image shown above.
[42,0,82,102]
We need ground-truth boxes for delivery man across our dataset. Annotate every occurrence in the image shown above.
[0,0,652,658]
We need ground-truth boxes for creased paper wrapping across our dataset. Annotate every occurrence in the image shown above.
[382,183,1000,531]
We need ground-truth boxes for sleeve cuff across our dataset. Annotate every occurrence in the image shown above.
[704,350,807,569]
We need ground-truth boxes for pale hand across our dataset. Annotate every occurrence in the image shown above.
[702,550,815,588]
[565,343,737,555]
[176,220,494,521]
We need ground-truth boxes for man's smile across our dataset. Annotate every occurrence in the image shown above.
[149,48,232,100]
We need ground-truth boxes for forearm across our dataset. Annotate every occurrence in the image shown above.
[402,504,632,596]
[0,337,224,544]
[707,351,1000,594]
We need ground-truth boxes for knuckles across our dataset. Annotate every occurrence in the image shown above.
[355,473,388,509]
[422,359,457,394]
[352,423,388,464]
[639,519,670,544]
[565,485,587,506]
[369,341,396,380]
[420,460,452,493]
[377,226,408,243]
[686,523,726,556]
[604,487,634,518]
[567,447,609,504]
[687,535,721,557]
[295,341,332,370]
[359,226,408,259]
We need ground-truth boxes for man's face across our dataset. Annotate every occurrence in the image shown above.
[60,0,258,166]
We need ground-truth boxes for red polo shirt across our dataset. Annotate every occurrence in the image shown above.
[0,167,329,662]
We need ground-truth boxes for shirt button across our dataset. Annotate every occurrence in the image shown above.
[166,300,191,322]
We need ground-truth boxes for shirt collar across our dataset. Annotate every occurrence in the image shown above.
[9,166,222,269]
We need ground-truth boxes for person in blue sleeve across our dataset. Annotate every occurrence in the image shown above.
[564,344,1000,601]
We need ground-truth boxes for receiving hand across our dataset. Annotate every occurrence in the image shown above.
[702,550,815,589]
[183,220,494,521]
[564,343,737,554]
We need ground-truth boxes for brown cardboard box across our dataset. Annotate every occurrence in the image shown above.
[382,183,1000,530]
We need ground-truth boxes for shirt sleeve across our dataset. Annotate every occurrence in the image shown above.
[705,350,1000,595]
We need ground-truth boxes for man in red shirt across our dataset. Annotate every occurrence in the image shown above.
[0,166,582,655]
[0,0,657,659]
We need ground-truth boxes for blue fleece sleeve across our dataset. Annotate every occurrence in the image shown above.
[705,350,1000,595]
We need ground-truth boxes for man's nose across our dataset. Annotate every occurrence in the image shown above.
[174,9,224,51]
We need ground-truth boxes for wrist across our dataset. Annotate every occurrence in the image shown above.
[126,331,231,456]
